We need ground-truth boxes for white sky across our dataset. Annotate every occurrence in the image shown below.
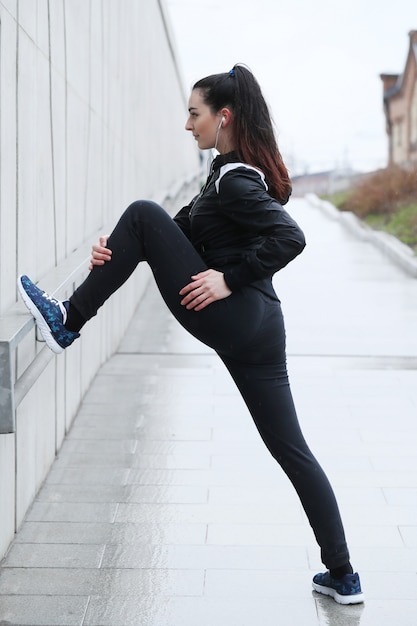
[165,0,416,175]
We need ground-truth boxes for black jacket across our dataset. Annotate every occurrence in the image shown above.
[174,152,306,294]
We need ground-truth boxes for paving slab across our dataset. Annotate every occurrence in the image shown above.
[1,197,417,625]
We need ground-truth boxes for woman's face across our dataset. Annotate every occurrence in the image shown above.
[185,89,222,151]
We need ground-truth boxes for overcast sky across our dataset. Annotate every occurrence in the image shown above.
[165,0,416,175]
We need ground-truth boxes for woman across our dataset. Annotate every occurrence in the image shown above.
[18,64,364,604]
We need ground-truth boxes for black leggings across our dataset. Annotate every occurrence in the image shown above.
[71,200,350,569]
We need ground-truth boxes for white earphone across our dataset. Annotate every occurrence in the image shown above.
[218,116,226,130]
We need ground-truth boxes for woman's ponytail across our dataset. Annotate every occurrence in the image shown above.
[194,64,292,204]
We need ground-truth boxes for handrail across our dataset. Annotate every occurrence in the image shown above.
[0,178,200,434]
[0,249,92,434]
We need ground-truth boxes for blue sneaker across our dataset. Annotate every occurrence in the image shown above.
[18,275,80,354]
[312,571,364,604]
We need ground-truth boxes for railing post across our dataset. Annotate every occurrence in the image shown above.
[0,342,15,434]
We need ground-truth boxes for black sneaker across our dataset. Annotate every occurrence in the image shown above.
[313,571,364,604]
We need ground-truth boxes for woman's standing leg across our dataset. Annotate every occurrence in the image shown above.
[218,299,350,570]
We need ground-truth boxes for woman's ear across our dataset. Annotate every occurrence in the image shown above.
[220,108,232,127]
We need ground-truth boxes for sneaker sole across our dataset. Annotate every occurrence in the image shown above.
[312,581,365,605]
[18,276,64,354]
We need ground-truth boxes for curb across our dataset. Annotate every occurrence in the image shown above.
[306,193,417,278]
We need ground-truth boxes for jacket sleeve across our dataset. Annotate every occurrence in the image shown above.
[218,169,306,291]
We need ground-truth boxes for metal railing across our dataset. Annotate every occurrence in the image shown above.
[0,179,199,435]
[0,253,92,434]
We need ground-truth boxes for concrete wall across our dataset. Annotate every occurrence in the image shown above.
[0,0,200,559]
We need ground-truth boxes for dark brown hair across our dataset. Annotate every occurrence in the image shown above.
[193,64,292,204]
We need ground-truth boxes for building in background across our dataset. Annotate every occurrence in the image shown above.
[380,30,417,167]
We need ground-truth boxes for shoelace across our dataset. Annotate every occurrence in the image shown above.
[41,289,58,301]
[41,292,67,324]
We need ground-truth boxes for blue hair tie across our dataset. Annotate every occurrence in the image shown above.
[228,68,235,77]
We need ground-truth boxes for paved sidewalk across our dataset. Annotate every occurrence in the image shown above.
[1,198,417,625]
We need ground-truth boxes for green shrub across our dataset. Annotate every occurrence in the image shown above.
[382,203,417,249]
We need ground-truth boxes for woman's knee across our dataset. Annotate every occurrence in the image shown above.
[125,199,164,222]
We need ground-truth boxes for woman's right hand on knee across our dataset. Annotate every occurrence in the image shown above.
[89,235,111,270]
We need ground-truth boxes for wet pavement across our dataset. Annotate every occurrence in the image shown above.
[1,197,417,625]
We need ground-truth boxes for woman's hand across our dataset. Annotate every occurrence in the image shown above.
[89,235,112,270]
[179,269,232,311]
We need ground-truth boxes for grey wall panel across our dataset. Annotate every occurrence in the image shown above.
[0,0,200,559]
